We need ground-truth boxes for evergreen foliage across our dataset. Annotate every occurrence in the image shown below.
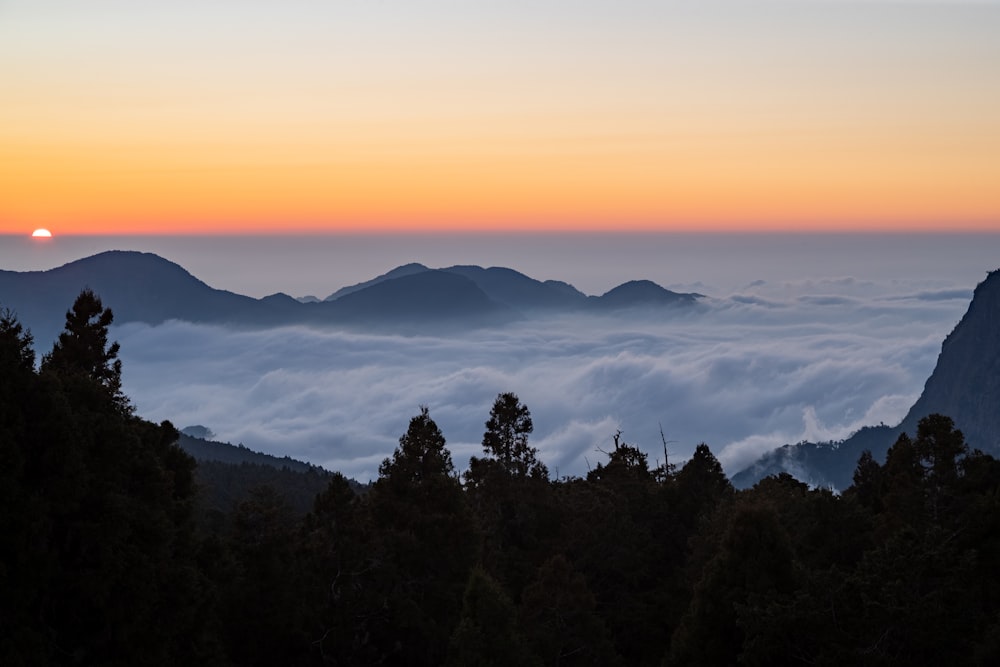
[41,289,126,409]
[446,567,538,666]
[0,293,214,665]
[3,293,1000,665]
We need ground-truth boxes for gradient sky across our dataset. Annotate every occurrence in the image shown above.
[3,1,999,234]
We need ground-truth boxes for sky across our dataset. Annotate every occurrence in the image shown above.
[3,0,999,234]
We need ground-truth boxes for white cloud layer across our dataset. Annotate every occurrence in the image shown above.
[116,277,972,482]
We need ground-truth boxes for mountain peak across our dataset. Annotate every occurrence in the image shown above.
[325,263,430,301]
[596,280,699,308]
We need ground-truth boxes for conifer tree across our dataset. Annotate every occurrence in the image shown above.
[41,289,126,409]
[367,407,478,665]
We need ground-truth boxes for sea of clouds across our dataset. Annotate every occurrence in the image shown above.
[115,276,973,482]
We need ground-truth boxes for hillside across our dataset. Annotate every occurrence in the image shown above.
[733,269,1000,489]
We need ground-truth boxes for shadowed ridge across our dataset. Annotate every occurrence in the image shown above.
[731,268,1000,490]
[325,269,514,328]
[325,262,430,301]
[0,250,285,344]
[593,279,700,309]
[443,264,589,310]
[896,268,1000,451]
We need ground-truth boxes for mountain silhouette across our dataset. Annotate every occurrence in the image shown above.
[324,269,512,328]
[1,251,700,344]
[0,251,289,345]
[441,265,588,310]
[732,268,1000,490]
[592,279,701,309]
[325,262,430,301]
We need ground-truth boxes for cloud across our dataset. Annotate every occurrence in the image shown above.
[115,276,970,482]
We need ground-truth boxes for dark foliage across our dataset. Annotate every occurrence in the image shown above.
[3,293,1000,666]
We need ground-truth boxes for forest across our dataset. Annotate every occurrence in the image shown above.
[2,290,1000,666]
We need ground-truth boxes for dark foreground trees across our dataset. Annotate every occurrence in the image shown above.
[4,292,1000,666]
[0,292,216,665]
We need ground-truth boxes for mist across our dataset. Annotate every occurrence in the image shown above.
[115,275,972,482]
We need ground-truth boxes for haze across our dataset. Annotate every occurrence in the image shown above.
[109,266,968,482]
[7,231,988,483]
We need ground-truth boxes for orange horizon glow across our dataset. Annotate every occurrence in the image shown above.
[5,136,998,235]
[9,217,1000,237]
[2,1,998,237]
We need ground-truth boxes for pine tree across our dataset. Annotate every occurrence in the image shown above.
[366,407,478,665]
[41,289,127,410]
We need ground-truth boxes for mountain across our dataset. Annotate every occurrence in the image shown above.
[732,269,1000,490]
[325,262,430,300]
[325,269,513,328]
[1,252,701,343]
[592,279,701,309]
[895,269,1000,452]
[0,251,291,345]
[177,431,326,474]
[328,263,697,311]
[442,265,588,310]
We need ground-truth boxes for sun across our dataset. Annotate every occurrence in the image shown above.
[31,228,52,238]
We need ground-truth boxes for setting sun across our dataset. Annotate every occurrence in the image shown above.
[31,228,53,238]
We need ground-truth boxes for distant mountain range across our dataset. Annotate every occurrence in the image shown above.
[9,250,994,491]
[0,250,701,345]
[733,268,1000,490]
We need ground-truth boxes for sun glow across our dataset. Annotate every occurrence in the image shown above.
[31,228,52,238]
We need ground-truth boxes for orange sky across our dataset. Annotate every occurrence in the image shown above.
[2,1,998,235]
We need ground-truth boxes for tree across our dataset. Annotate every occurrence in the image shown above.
[465,394,556,598]
[848,449,885,512]
[0,307,35,373]
[519,554,620,666]
[480,392,547,479]
[668,503,797,665]
[365,407,478,665]
[301,474,380,664]
[222,486,311,666]
[0,308,35,496]
[41,289,126,408]
[446,567,538,666]
[378,405,456,485]
[0,293,221,665]
[674,443,733,533]
[579,434,669,664]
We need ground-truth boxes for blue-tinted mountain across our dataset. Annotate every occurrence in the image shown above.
[0,250,295,345]
[442,265,589,310]
[0,252,700,344]
[592,279,701,309]
[732,268,1000,490]
[325,262,430,300]
[326,262,700,311]
[324,269,513,328]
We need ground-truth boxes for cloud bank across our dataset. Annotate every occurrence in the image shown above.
[116,277,971,482]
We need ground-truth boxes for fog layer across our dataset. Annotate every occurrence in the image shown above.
[117,277,971,481]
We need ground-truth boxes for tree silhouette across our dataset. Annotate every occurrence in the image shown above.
[41,289,126,409]
[465,393,556,598]
[366,407,478,665]
[519,554,620,665]
[480,392,547,479]
[447,567,538,666]
[378,405,456,484]
[0,307,35,372]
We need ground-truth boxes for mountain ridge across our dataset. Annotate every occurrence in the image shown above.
[0,250,702,344]
[732,268,1000,490]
